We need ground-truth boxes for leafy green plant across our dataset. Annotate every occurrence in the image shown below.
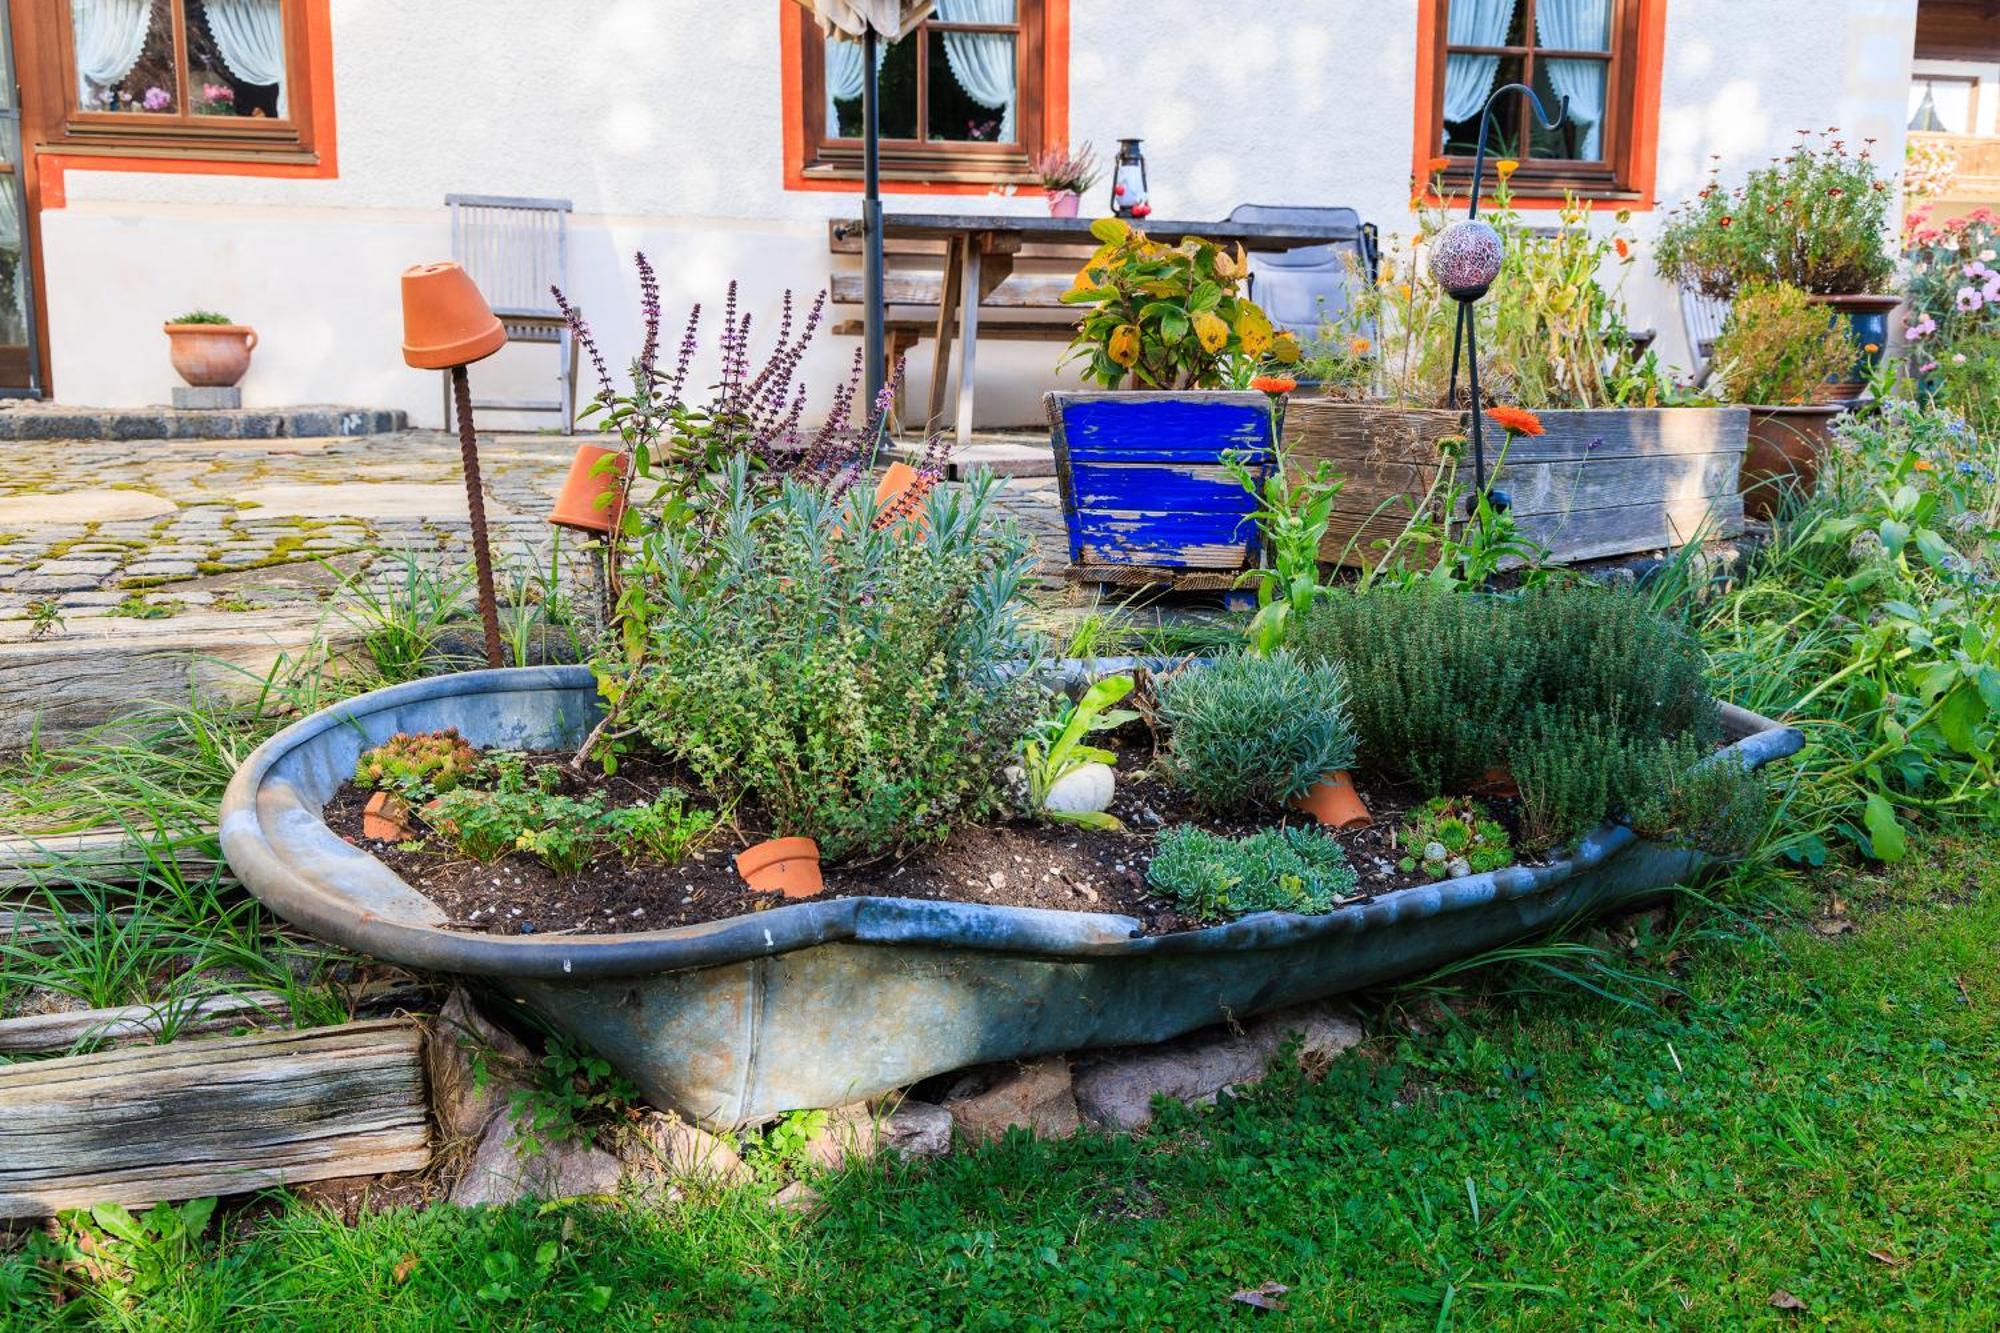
[737,1107,833,1183]
[600,789,716,864]
[1397,797,1514,879]
[1224,446,1342,654]
[508,1036,640,1159]
[1156,649,1356,814]
[1624,742,1770,859]
[1019,673,1138,831]
[42,1197,217,1311]
[609,459,1037,862]
[24,596,63,641]
[1655,130,1895,298]
[1146,824,1359,920]
[1710,281,1853,405]
[511,794,608,876]
[1061,215,1299,388]
[169,309,233,325]
[354,728,481,799]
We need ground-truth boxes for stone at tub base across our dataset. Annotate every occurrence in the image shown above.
[172,385,242,409]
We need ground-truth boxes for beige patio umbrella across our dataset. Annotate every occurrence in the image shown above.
[792,0,934,416]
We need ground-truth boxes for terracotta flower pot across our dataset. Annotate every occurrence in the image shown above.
[735,836,824,899]
[1047,190,1080,218]
[548,443,628,534]
[400,261,507,370]
[163,323,257,388]
[1471,766,1519,799]
[1291,771,1371,830]
[1740,403,1846,522]
[1809,293,1900,401]
[361,791,414,842]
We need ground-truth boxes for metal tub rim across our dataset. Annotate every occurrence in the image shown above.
[219,665,1805,982]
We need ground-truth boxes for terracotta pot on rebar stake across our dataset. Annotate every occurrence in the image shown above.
[164,323,258,387]
[735,837,824,899]
[1292,771,1371,830]
[548,443,628,533]
[400,260,509,668]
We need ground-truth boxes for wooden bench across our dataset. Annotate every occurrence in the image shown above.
[828,221,1088,433]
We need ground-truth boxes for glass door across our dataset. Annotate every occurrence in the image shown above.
[0,1,39,396]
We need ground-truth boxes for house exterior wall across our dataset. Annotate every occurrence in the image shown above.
[40,0,1917,423]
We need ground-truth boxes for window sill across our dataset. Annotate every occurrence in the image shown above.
[802,160,1040,188]
[41,139,320,167]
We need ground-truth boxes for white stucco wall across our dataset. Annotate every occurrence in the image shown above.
[38,0,1918,421]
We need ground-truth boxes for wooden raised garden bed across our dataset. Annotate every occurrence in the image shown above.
[1284,401,1751,567]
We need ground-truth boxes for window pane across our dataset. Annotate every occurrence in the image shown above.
[1533,0,1611,52]
[1535,58,1607,160]
[1908,78,1974,134]
[1442,0,1520,128]
[824,30,916,140]
[73,0,178,114]
[185,0,287,118]
[1443,53,1522,154]
[928,29,1016,143]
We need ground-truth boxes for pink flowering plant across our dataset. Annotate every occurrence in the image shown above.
[1900,204,2000,344]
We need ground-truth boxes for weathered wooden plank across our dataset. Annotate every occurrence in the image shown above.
[1322,451,1743,519]
[1068,462,1247,513]
[1320,494,1744,569]
[0,610,346,749]
[1286,401,1752,466]
[827,221,1094,259]
[0,827,217,890]
[830,269,1073,309]
[1053,394,1273,464]
[830,318,1071,340]
[0,1019,430,1217]
[0,992,289,1055]
[1076,508,1258,568]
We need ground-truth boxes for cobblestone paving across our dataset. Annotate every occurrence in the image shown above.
[0,431,1074,623]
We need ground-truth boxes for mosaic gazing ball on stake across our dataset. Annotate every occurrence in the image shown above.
[1428,219,1505,300]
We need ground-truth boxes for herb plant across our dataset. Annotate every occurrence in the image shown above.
[1156,649,1357,815]
[1709,281,1852,406]
[169,309,233,325]
[1147,824,1359,920]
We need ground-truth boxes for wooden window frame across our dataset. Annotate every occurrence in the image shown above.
[1419,0,1655,202]
[794,2,1049,185]
[20,0,321,163]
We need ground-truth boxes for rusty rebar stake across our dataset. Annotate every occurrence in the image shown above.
[450,364,503,668]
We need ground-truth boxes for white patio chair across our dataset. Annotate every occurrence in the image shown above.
[444,194,579,428]
[1681,287,1730,389]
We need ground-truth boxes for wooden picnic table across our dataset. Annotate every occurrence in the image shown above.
[839,212,1371,447]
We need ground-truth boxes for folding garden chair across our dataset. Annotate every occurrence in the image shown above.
[1227,204,1381,342]
[444,194,579,428]
[1681,287,1731,388]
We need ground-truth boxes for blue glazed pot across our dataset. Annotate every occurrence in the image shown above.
[221,667,1802,1128]
[1813,293,1901,400]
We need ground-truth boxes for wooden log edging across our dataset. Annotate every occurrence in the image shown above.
[0,1018,431,1218]
[0,827,218,891]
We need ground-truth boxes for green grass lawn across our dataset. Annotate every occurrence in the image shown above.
[7,839,1995,1332]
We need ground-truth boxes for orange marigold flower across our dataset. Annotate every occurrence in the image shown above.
[1913,459,1935,472]
[1427,155,1452,174]
[1863,342,1880,353]
[1494,158,1519,180]
[1250,374,1297,395]
[1614,237,1631,259]
[1718,215,1735,229]
[1349,336,1372,355]
[1485,405,1544,437]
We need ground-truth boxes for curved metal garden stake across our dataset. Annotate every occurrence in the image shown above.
[1439,82,1569,511]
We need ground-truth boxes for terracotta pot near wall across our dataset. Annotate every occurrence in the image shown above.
[1740,403,1846,522]
[164,324,257,388]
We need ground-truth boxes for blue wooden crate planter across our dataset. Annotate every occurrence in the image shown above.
[1045,391,1276,576]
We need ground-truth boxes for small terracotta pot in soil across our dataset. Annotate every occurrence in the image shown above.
[361,791,414,842]
[1471,766,1519,799]
[164,323,257,388]
[735,836,824,899]
[1741,402,1846,522]
[399,261,507,370]
[548,443,628,533]
[1047,189,1080,218]
[1291,771,1371,830]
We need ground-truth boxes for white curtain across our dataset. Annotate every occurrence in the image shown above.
[71,0,153,103]
[936,0,1016,143]
[824,32,890,125]
[206,0,288,115]
[1536,0,1611,158]
[1443,0,1516,128]
[805,0,933,40]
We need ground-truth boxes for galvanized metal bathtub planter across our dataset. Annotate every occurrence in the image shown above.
[220,666,1802,1130]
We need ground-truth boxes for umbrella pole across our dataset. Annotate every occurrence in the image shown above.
[861,24,886,436]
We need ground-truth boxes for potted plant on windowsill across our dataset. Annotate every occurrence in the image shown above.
[1045,217,1302,581]
[1030,142,1099,218]
[163,309,257,388]
[1655,129,1897,400]
[1708,280,1855,521]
